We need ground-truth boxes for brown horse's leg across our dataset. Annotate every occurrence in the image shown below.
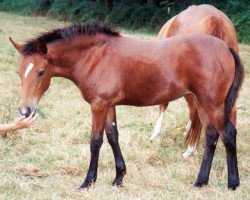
[150,103,169,140]
[194,108,239,190]
[105,107,126,186]
[213,110,239,190]
[194,123,219,187]
[183,95,202,158]
[222,114,239,190]
[184,95,196,136]
[79,102,109,189]
[210,109,239,190]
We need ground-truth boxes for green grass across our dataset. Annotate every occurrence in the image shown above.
[0,12,249,200]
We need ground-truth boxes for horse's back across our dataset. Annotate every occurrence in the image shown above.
[116,33,233,73]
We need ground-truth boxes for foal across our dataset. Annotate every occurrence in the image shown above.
[10,24,243,190]
[154,4,239,158]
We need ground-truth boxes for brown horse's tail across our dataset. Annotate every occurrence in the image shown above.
[205,16,225,40]
[185,110,202,147]
[225,48,244,117]
[184,95,202,147]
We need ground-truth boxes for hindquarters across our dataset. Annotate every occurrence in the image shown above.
[205,15,225,40]
[204,15,238,52]
[191,44,244,189]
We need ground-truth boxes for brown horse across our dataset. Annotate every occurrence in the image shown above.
[10,24,243,190]
[152,4,239,158]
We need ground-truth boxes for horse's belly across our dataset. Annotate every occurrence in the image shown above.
[121,84,186,106]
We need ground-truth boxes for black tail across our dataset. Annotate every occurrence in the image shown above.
[225,48,244,116]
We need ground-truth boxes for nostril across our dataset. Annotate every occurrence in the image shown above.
[19,107,31,118]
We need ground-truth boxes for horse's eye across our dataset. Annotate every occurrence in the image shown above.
[38,70,45,77]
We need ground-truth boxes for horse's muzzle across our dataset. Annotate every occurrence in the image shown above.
[19,107,32,118]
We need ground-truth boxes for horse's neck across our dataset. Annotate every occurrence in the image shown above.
[48,34,111,82]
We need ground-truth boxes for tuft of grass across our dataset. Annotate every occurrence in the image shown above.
[0,12,249,200]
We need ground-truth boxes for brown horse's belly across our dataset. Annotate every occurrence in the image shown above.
[119,82,187,106]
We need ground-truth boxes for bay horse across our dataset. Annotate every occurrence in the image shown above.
[152,4,239,158]
[10,23,243,190]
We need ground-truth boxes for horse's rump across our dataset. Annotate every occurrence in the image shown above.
[205,15,225,40]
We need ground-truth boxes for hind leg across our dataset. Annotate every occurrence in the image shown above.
[151,103,169,140]
[193,108,220,187]
[183,95,197,136]
[223,117,239,190]
[194,108,239,189]
[210,109,239,189]
[194,123,219,187]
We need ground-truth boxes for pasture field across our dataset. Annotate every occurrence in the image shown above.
[0,12,249,200]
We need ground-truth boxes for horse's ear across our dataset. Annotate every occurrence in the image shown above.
[9,37,23,54]
[36,39,47,55]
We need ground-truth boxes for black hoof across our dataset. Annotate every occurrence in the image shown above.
[79,179,95,190]
[113,178,123,187]
[112,171,126,187]
[77,187,88,192]
[194,180,207,188]
[228,186,237,191]
[228,183,239,191]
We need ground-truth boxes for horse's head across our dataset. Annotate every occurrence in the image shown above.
[10,38,52,117]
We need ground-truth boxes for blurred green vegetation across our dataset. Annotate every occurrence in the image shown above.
[0,0,249,43]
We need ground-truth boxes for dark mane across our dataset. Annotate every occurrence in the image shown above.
[22,23,120,55]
